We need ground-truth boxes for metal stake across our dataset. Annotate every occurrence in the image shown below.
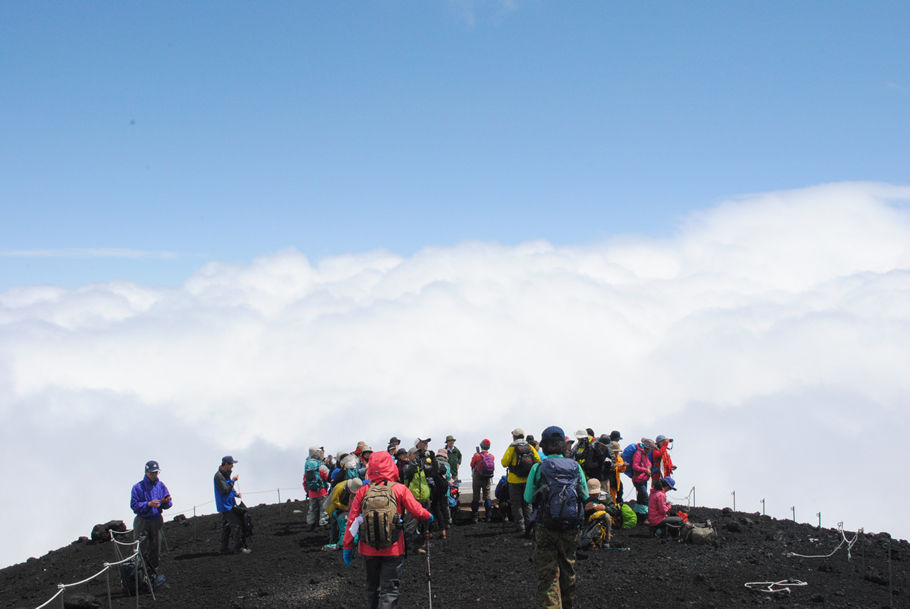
[791,506,796,522]
[761,498,765,516]
[731,490,736,511]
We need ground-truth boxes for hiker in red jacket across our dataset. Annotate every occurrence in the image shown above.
[650,434,676,488]
[342,450,433,609]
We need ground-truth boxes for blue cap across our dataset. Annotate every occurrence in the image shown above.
[663,476,676,490]
[541,426,565,442]
[145,460,160,473]
[221,455,238,465]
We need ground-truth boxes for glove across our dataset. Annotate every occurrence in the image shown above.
[342,549,353,566]
[427,514,434,523]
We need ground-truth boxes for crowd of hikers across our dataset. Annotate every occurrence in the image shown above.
[129,427,682,609]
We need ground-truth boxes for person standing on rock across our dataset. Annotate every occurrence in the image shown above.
[303,446,331,531]
[342,450,433,609]
[214,455,250,554]
[130,460,172,584]
[524,426,589,609]
[501,427,540,535]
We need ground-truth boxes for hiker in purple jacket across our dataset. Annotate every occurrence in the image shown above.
[130,460,172,581]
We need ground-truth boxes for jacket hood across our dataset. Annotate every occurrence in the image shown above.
[367,450,399,483]
[308,446,323,459]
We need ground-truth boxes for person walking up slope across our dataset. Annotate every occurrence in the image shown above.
[342,450,433,609]
[304,447,331,531]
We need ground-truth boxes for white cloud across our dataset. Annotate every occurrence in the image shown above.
[1,181,909,568]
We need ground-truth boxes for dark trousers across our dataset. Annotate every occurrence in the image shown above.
[508,482,531,531]
[133,515,163,575]
[220,508,245,553]
[364,555,405,609]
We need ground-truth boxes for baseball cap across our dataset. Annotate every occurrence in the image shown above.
[541,426,565,442]
[663,476,677,490]
[221,455,238,465]
[145,460,160,473]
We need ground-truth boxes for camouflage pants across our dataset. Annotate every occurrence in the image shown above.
[534,526,578,609]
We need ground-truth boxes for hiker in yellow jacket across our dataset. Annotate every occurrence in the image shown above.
[500,427,541,535]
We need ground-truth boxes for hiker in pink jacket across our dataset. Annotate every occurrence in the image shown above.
[631,438,656,506]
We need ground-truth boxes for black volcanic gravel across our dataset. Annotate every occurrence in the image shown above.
[1,501,905,608]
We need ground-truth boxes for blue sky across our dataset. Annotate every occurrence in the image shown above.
[2,1,907,289]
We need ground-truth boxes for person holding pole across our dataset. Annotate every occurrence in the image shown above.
[341,449,433,609]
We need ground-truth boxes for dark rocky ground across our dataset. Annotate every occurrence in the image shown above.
[1,499,906,609]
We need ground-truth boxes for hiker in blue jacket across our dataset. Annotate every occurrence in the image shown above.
[130,460,172,582]
[214,455,249,554]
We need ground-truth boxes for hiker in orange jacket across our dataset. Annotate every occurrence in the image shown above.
[650,435,676,488]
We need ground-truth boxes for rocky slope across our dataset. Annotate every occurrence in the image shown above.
[1,500,905,608]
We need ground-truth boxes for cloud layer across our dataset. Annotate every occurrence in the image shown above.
[2,182,909,568]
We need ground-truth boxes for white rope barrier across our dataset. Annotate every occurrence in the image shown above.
[58,564,112,589]
[745,579,807,594]
[33,589,64,609]
[787,522,862,560]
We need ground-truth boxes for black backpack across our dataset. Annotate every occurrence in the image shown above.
[534,457,583,530]
[511,442,535,477]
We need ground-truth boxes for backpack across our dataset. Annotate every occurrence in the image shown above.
[510,442,535,478]
[119,560,151,596]
[448,479,460,508]
[620,503,637,529]
[533,458,583,530]
[476,452,495,477]
[407,467,431,502]
[360,482,402,549]
[574,439,591,465]
[681,521,717,545]
[304,459,326,492]
[621,444,638,478]
[235,502,253,538]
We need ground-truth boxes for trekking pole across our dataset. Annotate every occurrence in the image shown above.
[426,531,433,609]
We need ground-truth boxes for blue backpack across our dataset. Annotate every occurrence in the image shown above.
[304,458,327,492]
[534,458,583,530]
[621,443,638,478]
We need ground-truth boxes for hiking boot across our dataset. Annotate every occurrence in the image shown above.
[471,513,478,524]
[322,543,339,551]
[439,530,447,540]
[152,574,167,588]
[240,548,252,554]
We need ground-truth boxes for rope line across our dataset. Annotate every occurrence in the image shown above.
[33,589,64,609]
[58,565,111,589]
[787,522,862,560]
[745,579,807,594]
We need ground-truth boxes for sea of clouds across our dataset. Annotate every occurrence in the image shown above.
[1,181,909,569]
